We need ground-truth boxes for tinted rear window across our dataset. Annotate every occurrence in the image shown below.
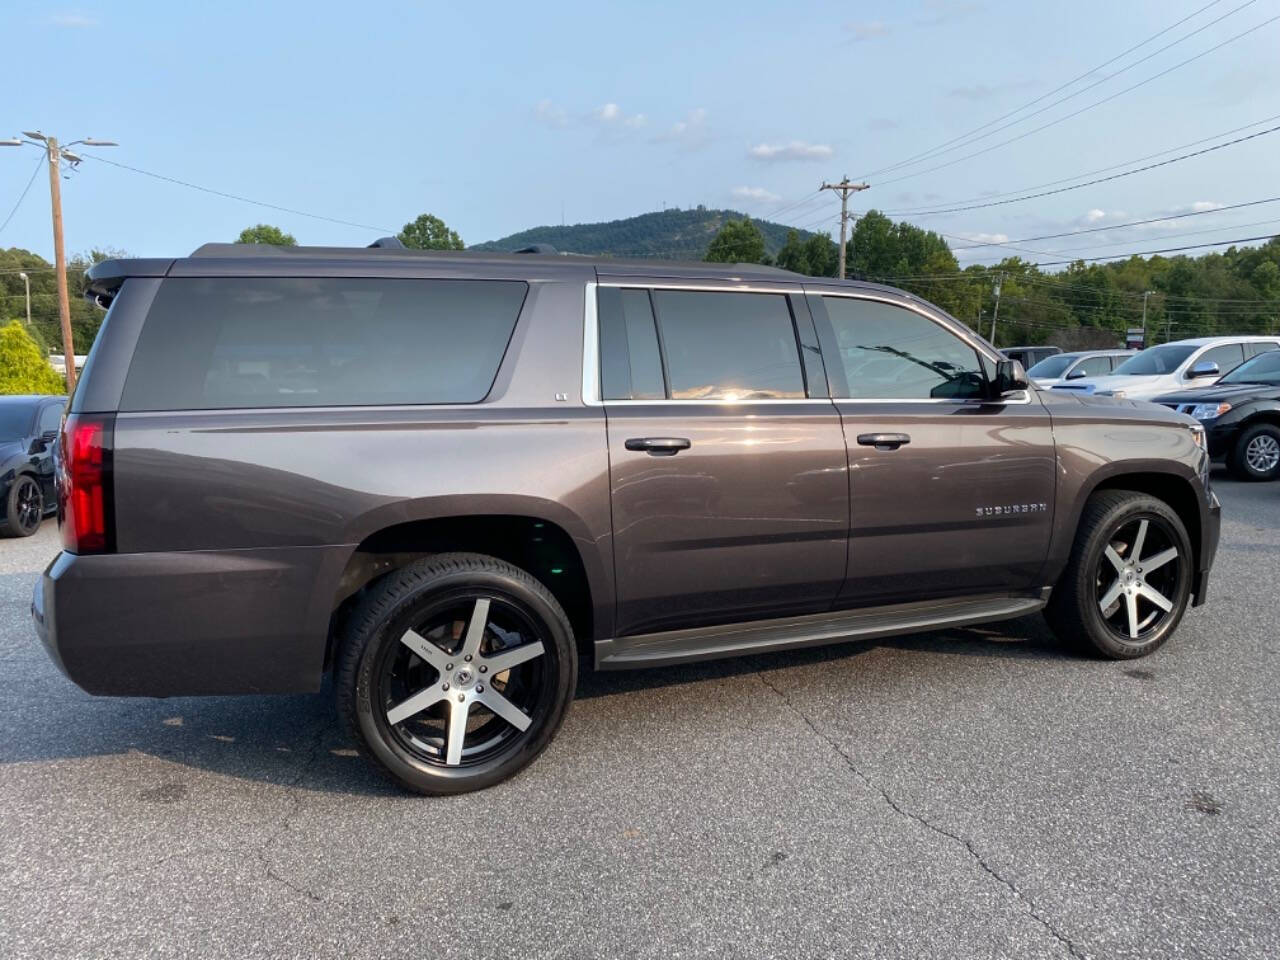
[120,278,527,410]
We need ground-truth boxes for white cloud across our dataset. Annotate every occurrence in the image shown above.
[844,20,889,42]
[748,140,834,163]
[731,186,782,204]
[534,99,568,128]
[654,108,709,144]
[1191,201,1224,213]
[1085,209,1107,223]
[48,12,97,27]
[592,102,646,127]
[966,232,1010,245]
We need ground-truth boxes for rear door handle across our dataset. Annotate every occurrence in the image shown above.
[857,432,911,451]
[625,437,692,456]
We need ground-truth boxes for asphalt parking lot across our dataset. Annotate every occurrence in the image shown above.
[1,473,1276,960]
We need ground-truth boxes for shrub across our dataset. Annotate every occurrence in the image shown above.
[0,320,66,394]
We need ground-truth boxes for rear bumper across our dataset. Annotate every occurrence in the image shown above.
[32,545,351,697]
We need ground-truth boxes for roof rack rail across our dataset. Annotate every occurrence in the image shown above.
[514,243,557,255]
[367,236,406,249]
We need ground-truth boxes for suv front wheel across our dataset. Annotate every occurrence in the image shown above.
[1227,422,1280,481]
[1044,491,1193,659]
[337,553,576,795]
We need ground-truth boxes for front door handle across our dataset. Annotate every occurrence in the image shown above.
[625,437,692,456]
[857,432,911,451]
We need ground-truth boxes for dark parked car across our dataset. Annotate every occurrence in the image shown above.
[33,244,1220,795]
[1001,345,1061,368]
[1154,347,1280,481]
[0,395,64,537]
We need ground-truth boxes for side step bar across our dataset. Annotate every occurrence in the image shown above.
[594,591,1049,670]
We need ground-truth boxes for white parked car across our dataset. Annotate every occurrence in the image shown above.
[1052,336,1280,400]
[1026,349,1136,388]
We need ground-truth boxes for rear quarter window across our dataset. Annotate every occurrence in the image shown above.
[120,277,527,410]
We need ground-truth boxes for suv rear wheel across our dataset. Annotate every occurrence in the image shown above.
[1044,491,1193,659]
[1227,422,1280,482]
[337,553,576,795]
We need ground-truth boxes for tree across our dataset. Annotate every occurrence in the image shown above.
[398,213,464,250]
[705,217,766,264]
[236,224,296,246]
[776,229,837,276]
[0,320,65,395]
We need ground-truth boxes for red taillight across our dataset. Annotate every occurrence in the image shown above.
[58,413,115,555]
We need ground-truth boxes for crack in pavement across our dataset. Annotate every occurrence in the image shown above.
[756,672,1088,960]
[254,715,331,903]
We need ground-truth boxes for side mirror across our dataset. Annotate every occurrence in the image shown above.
[1065,368,1087,380]
[1187,361,1220,379]
[994,359,1028,397]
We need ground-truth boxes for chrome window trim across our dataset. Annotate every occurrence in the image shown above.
[582,281,1032,407]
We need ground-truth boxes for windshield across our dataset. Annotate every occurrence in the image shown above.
[0,404,35,439]
[1027,355,1073,378]
[1221,350,1280,385]
[1112,344,1197,376]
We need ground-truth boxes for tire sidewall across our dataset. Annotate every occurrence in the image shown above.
[1075,497,1193,659]
[348,563,575,795]
[1232,423,1280,482]
[5,476,41,537]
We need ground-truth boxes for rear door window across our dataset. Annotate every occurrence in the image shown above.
[649,290,805,400]
[38,403,63,434]
[598,288,666,400]
[820,297,986,400]
[1197,342,1245,375]
[120,278,527,410]
[1072,355,1113,377]
[1247,340,1280,358]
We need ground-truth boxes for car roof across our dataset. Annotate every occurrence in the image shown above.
[0,395,60,406]
[1160,335,1280,347]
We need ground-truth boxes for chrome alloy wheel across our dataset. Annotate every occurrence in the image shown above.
[1096,517,1182,643]
[1245,433,1280,475]
[375,596,552,767]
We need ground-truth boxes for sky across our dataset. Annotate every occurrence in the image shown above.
[2,0,1278,269]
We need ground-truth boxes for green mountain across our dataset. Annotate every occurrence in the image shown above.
[471,207,813,260]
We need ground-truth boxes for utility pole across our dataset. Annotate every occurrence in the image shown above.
[988,273,1004,345]
[17,272,31,327]
[820,177,870,279]
[1141,290,1153,341]
[3,131,118,392]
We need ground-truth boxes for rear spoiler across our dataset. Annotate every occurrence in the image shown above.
[83,258,173,308]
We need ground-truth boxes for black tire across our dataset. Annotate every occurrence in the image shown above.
[1226,422,1280,482]
[336,552,576,795]
[3,476,43,538]
[1044,490,1193,660]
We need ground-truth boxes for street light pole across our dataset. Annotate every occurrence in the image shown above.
[17,272,31,327]
[4,132,118,392]
[1141,290,1153,343]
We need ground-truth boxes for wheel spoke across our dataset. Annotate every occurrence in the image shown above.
[459,598,490,660]
[387,685,447,725]
[398,628,452,673]
[482,640,545,675]
[1138,582,1174,612]
[1125,591,1140,639]
[1141,546,1177,573]
[477,686,532,732]
[1103,545,1126,574]
[1130,520,1149,565]
[445,698,471,765]
[1099,579,1124,614]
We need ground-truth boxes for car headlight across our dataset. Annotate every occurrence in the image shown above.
[1188,402,1231,420]
[1107,390,1127,399]
[1188,423,1206,450]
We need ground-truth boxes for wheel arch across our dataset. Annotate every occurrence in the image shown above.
[325,503,609,668]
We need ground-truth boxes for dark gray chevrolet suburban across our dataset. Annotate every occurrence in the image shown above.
[33,243,1221,794]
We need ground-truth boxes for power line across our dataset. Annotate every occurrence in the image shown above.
[1026,233,1278,266]
[874,13,1280,188]
[858,0,1239,180]
[885,113,1280,217]
[0,154,44,235]
[888,122,1280,217]
[947,196,1280,250]
[81,153,398,234]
